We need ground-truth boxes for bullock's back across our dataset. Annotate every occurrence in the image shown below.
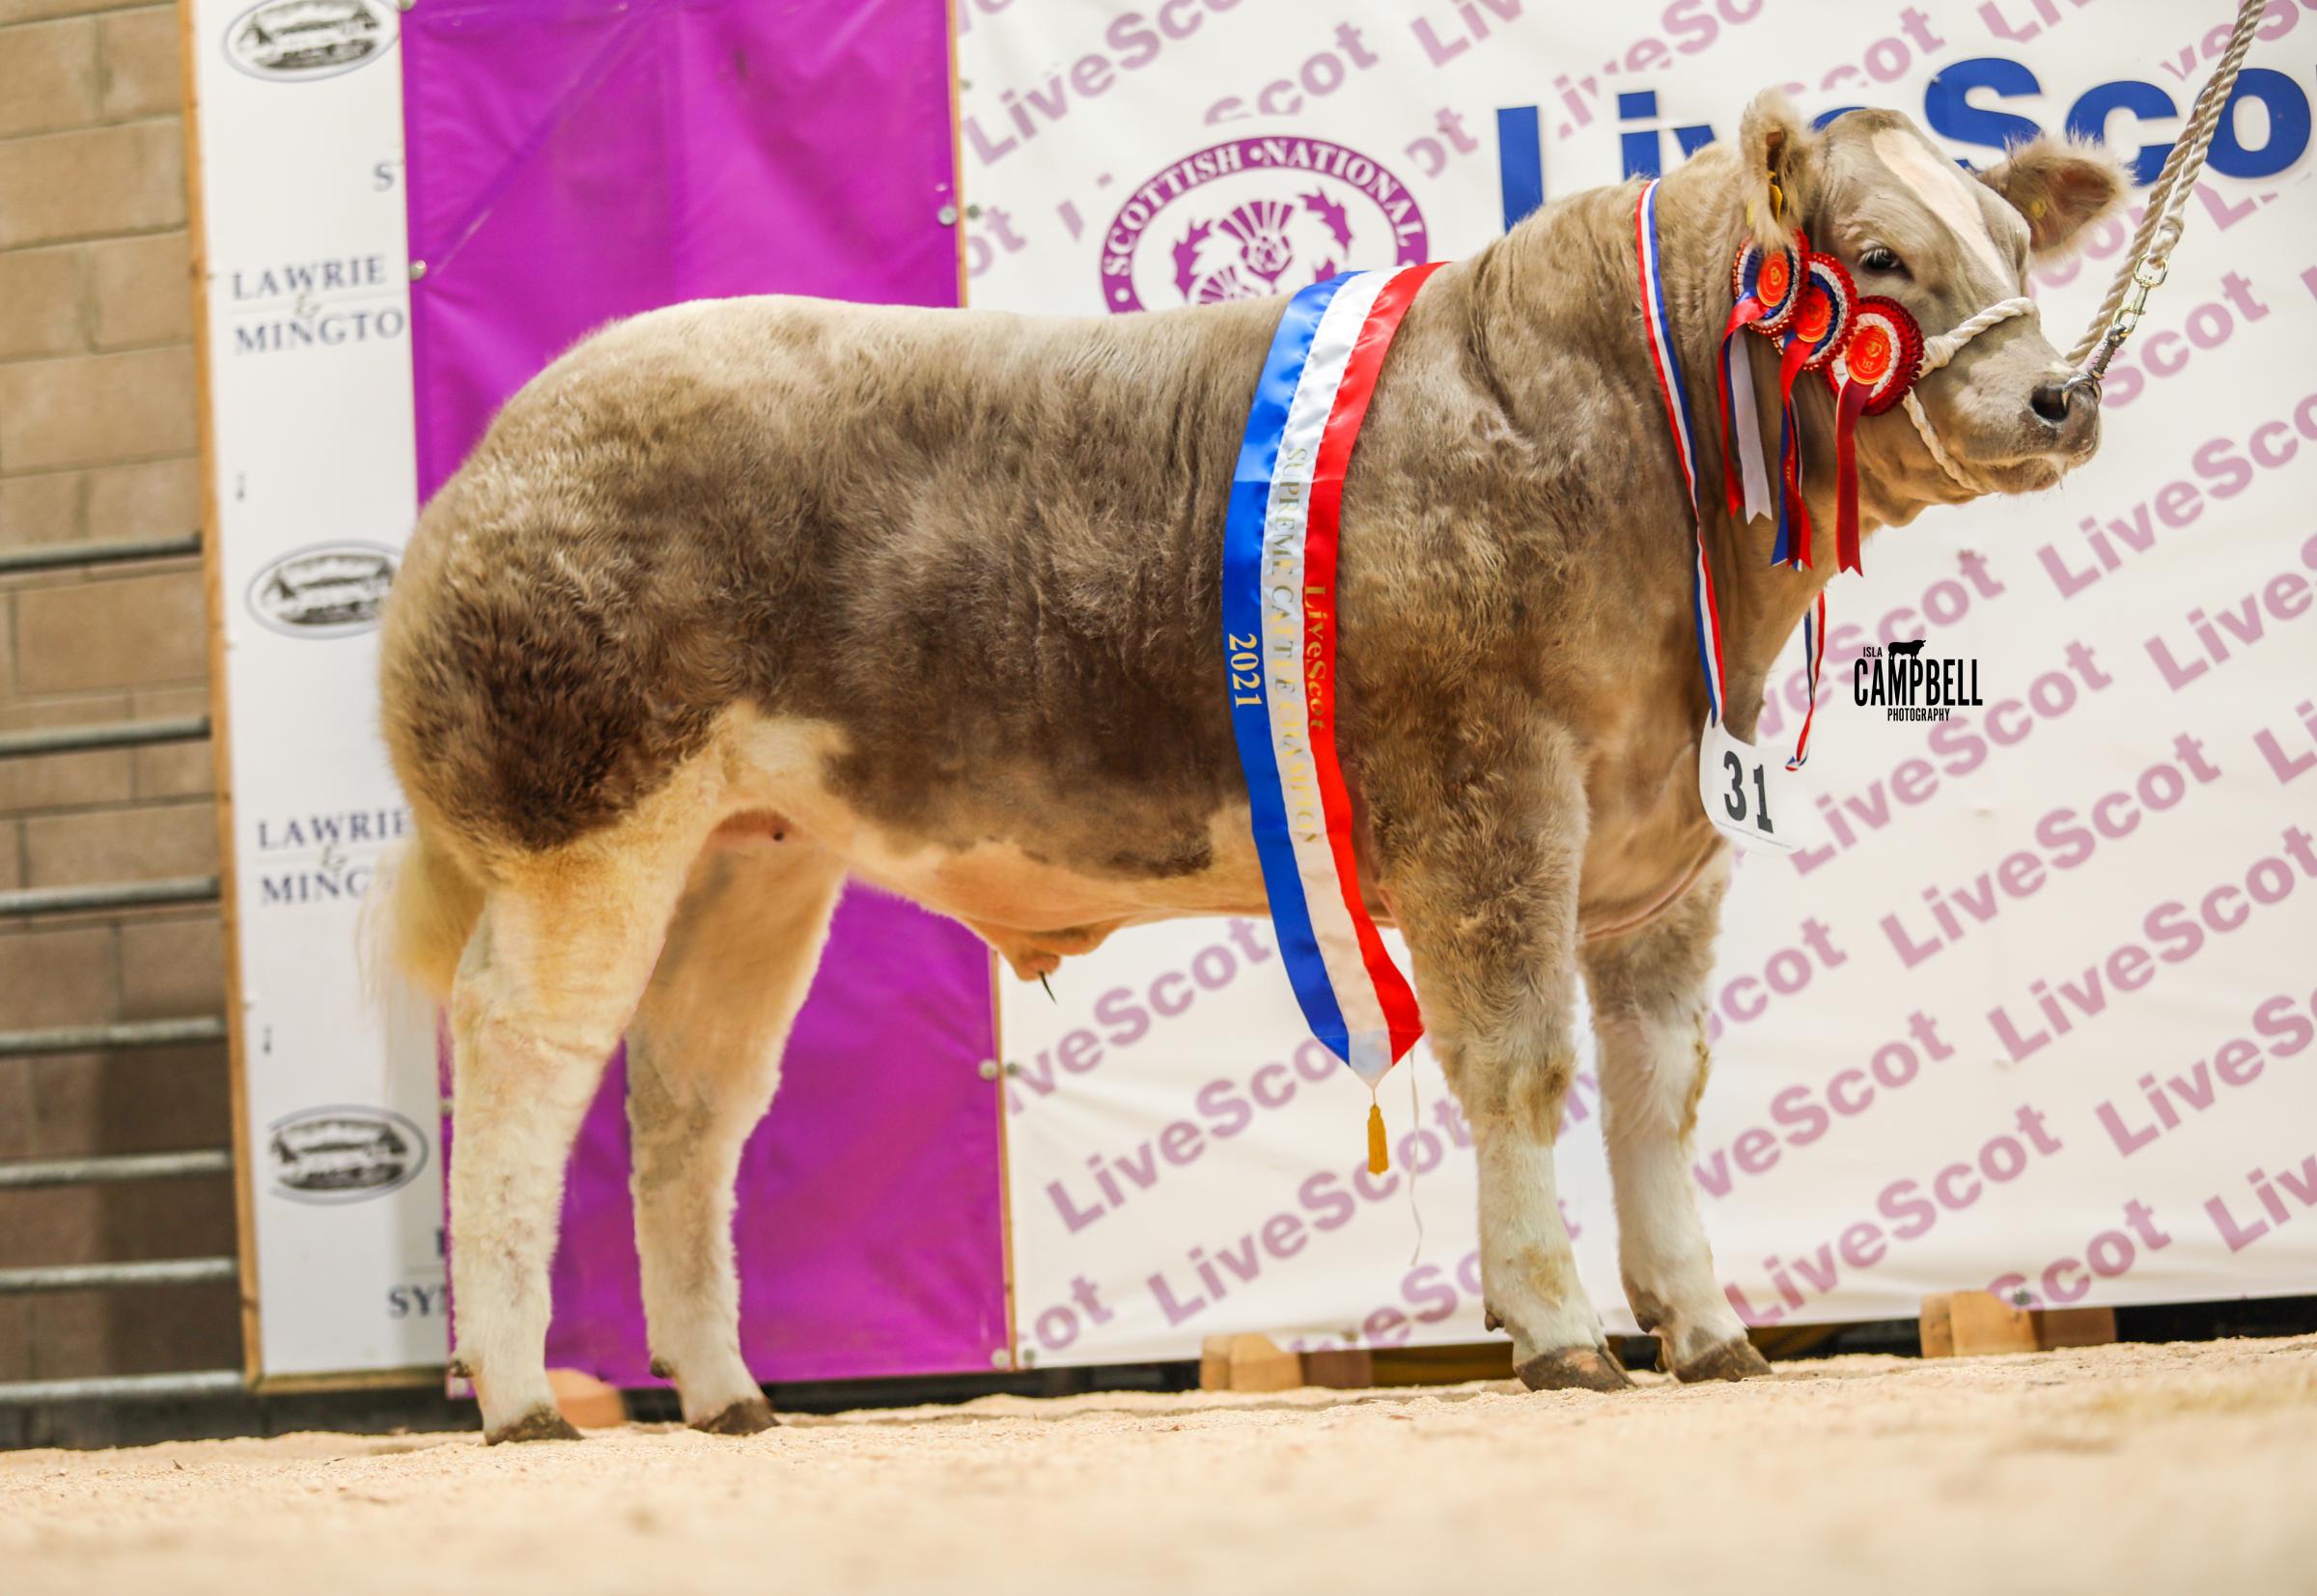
[379,293,1279,855]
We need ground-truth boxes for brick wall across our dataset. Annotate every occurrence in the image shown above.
[0,0,240,1393]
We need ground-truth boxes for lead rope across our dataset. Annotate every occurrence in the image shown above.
[1908,0,2262,490]
[2062,0,2265,396]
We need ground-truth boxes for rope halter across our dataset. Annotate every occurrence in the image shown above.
[1901,294,2039,493]
[1722,235,2045,574]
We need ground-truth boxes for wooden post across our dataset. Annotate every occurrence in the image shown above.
[178,0,261,1389]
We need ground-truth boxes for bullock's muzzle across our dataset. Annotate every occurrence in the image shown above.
[2028,372,2101,462]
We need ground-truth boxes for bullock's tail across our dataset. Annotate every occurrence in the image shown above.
[370,822,487,1002]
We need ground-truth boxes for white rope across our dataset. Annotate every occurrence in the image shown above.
[1910,0,2262,484]
[2065,0,2265,386]
[1905,295,2038,491]
[1923,297,2037,375]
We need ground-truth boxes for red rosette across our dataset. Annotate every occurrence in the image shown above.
[1824,294,1925,415]
[1730,237,1803,337]
[1785,252,1856,372]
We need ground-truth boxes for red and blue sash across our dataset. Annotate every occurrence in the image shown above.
[1223,264,1438,1087]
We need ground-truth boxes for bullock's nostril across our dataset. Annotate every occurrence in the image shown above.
[2029,379,2073,427]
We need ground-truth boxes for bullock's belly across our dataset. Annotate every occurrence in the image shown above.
[713,708,1270,972]
[714,706,1713,965]
[847,827,1268,935]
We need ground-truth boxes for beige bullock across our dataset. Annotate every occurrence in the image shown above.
[378,91,2126,1442]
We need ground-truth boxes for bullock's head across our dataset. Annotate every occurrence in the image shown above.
[1735,90,2128,514]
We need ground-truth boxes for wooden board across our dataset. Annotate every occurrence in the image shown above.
[177,0,260,1388]
[1921,1291,2117,1358]
[1199,1336,1516,1392]
[548,1368,628,1429]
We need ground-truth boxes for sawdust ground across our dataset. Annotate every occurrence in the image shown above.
[3,1335,2313,1595]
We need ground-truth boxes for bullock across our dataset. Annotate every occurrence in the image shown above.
[377,91,2125,1442]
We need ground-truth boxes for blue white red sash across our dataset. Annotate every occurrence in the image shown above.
[1635,180,1824,770]
[1224,264,1438,1087]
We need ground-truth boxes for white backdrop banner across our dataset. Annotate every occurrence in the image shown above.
[963,0,2317,1365]
[187,0,445,1380]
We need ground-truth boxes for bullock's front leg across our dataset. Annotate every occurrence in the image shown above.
[1581,855,1770,1382]
[1376,720,1627,1391]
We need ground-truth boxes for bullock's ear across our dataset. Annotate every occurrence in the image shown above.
[1973,136,2130,258]
[1737,88,1817,253]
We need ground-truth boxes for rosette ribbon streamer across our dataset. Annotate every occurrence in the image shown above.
[1720,240,1798,522]
[1635,181,1824,772]
[1222,262,1439,1138]
[1768,248,1856,571]
[1824,295,1926,574]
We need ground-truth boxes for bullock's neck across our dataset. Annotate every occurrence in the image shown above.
[1649,162,1846,744]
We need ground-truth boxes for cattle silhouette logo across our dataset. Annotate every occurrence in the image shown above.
[1856,637,1981,722]
[1100,137,1429,315]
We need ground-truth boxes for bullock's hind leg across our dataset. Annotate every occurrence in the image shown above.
[1582,857,1768,1383]
[625,839,845,1434]
[1373,719,1625,1391]
[448,776,715,1442]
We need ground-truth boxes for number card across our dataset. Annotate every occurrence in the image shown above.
[1698,721,1813,856]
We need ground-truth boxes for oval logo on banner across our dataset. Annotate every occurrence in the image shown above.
[1100,137,1429,314]
[267,1107,428,1203]
[247,542,397,637]
[223,0,395,82]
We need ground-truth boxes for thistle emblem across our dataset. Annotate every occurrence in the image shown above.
[1173,190,1358,304]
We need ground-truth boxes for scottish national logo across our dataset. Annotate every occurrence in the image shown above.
[1100,137,1428,314]
[1855,636,1984,723]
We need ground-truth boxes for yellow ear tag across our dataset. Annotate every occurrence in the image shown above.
[1768,174,1785,221]
[1367,1101,1389,1176]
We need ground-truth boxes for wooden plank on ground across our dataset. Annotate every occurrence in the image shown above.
[1200,1337,1517,1391]
[1299,1348,1375,1388]
[1921,1292,2118,1358]
[2033,1305,2119,1349]
[1197,1333,1301,1393]
[547,1367,628,1428]
[1370,1342,1513,1386]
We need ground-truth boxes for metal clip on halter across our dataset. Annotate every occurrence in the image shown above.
[2056,0,2264,401]
[2062,248,2174,404]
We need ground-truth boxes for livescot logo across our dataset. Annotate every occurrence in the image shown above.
[1855,636,1983,723]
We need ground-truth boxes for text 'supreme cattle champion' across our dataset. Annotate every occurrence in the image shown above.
[377,92,2125,1442]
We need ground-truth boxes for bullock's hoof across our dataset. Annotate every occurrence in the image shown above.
[1516,1344,1633,1393]
[486,1406,584,1444]
[1674,1336,1773,1384]
[692,1396,779,1437]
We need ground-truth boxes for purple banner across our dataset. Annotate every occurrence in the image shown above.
[405,0,1007,1384]
[405,0,963,498]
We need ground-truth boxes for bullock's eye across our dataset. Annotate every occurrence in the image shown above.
[1860,245,1907,276]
